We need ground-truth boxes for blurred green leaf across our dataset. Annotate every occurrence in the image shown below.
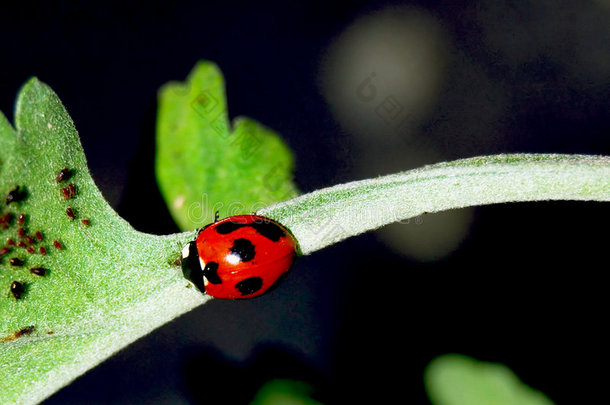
[156,61,298,230]
[0,78,205,405]
[424,354,556,405]
[250,379,322,405]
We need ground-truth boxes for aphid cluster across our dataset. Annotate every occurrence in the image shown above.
[1,167,82,302]
[1,205,52,300]
[56,168,90,225]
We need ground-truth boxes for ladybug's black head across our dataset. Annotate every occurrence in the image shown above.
[181,241,205,292]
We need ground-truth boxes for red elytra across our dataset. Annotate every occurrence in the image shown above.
[188,215,298,299]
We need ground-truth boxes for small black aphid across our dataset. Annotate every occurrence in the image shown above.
[66,207,75,220]
[10,281,24,299]
[56,168,72,182]
[6,186,26,204]
[0,325,35,342]
[9,257,24,267]
[15,325,35,338]
[29,267,47,277]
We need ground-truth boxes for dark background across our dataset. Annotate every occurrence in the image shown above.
[1,1,608,404]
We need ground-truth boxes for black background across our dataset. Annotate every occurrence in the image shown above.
[1,1,608,404]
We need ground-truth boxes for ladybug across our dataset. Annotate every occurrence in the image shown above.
[181,214,298,299]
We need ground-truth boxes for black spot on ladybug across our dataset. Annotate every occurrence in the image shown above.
[215,218,285,242]
[230,238,256,262]
[235,277,263,296]
[249,221,285,242]
[203,261,222,284]
[214,221,243,235]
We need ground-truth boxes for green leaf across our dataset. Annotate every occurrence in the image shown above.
[259,153,610,255]
[425,354,556,405]
[250,379,323,405]
[0,79,207,405]
[156,61,298,230]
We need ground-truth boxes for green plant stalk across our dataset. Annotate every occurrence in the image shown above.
[260,154,610,254]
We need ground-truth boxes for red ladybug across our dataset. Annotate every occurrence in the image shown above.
[181,215,298,299]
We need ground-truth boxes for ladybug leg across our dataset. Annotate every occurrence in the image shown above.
[173,242,183,266]
[196,219,212,236]
[214,210,220,222]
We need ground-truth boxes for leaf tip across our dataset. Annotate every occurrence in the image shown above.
[14,77,57,131]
